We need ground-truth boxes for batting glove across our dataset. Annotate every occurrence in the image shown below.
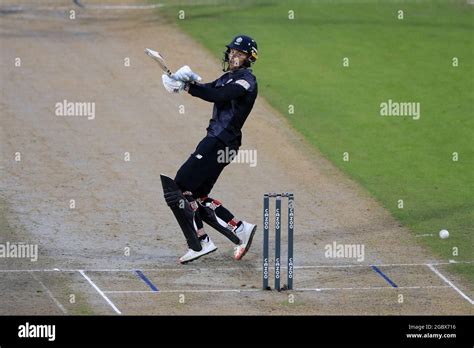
[171,65,202,82]
[162,74,186,93]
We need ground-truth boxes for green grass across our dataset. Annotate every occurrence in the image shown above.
[154,0,473,283]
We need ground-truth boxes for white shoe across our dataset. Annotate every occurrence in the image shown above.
[233,221,257,260]
[179,236,217,264]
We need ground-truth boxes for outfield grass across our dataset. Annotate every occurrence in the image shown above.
[155,0,473,283]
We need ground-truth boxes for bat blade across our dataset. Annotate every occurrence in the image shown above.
[144,48,172,76]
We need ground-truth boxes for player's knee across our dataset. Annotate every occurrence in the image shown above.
[174,172,191,192]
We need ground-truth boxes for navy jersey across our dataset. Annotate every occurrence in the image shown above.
[187,68,258,147]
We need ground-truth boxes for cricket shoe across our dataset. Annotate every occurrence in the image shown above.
[233,221,257,260]
[179,236,217,264]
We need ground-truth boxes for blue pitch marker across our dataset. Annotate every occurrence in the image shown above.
[371,265,398,288]
[135,270,159,292]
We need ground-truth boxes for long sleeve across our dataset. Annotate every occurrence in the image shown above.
[188,82,247,103]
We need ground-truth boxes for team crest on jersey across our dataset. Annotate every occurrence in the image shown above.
[190,201,198,211]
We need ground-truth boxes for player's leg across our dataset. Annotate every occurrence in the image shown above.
[174,136,223,194]
[160,174,201,251]
[162,137,222,263]
[161,174,217,264]
[178,190,217,264]
[191,142,257,260]
[197,196,257,260]
[187,140,244,245]
[197,196,241,244]
[232,220,258,260]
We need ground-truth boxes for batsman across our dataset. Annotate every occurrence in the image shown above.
[160,35,259,264]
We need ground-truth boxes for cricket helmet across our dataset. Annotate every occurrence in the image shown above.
[223,35,258,70]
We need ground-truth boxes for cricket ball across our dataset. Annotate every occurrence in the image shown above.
[439,229,449,239]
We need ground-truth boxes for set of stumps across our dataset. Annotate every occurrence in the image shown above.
[262,193,294,291]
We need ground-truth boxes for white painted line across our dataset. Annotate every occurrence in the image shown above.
[87,260,474,271]
[3,3,164,11]
[0,269,74,273]
[295,261,474,269]
[296,285,450,292]
[79,270,122,314]
[29,271,67,314]
[103,285,450,294]
[0,260,472,273]
[89,4,163,10]
[104,289,261,294]
[427,264,474,305]
[82,3,164,10]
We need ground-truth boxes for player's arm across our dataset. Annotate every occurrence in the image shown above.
[186,82,247,103]
[195,79,218,89]
[162,75,218,94]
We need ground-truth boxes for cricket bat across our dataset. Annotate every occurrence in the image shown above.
[144,48,172,77]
